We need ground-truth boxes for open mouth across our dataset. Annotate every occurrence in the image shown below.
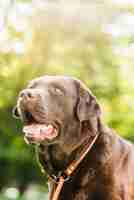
[22,111,58,144]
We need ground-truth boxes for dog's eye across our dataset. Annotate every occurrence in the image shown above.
[53,87,63,95]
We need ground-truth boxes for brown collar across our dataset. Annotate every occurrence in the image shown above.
[49,134,98,200]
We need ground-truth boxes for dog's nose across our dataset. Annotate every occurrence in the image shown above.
[19,89,33,99]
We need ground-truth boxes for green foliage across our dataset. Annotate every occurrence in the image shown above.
[1,1,134,196]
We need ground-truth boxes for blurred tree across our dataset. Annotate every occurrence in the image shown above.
[0,0,134,195]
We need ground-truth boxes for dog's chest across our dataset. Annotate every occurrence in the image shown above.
[38,145,98,200]
[49,180,93,200]
[51,169,96,200]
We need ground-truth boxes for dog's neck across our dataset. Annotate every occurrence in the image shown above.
[37,121,113,179]
[38,139,86,177]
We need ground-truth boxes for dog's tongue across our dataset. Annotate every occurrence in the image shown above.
[23,124,57,142]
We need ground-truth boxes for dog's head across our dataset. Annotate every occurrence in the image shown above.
[13,76,101,152]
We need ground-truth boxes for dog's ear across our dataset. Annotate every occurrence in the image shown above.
[76,81,101,135]
[12,106,20,119]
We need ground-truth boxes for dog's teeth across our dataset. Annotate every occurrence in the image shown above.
[23,124,57,142]
[47,125,53,128]
[41,125,53,131]
[23,125,41,134]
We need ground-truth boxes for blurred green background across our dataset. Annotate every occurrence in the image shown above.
[0,0,134,199]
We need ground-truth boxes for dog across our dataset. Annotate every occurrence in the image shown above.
[13,75,134,200]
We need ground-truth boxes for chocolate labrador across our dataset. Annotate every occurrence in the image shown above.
[13,75,134,200]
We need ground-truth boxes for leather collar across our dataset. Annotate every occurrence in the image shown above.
[48,134,98,200]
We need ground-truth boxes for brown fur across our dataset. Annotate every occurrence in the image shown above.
[13,76,134,200]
